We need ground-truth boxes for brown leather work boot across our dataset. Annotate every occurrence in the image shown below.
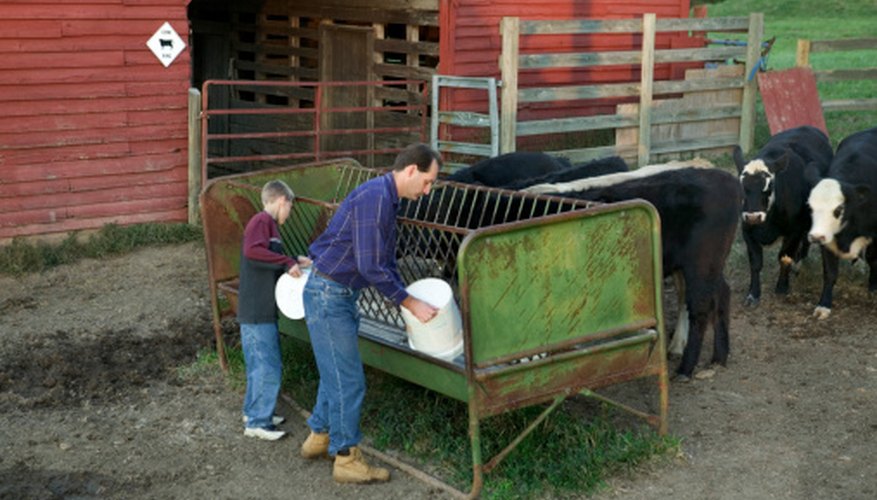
[332,447,390,484]
[300,431,330,460]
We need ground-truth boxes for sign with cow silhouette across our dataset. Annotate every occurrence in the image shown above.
[146,22,186,68]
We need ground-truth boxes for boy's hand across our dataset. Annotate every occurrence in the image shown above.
[297,256,313,268]
[287,264,303,277]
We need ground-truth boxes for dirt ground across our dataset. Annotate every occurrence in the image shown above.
[1,240,875,499]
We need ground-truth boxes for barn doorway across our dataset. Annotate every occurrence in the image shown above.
[187,0,438,176]
[318,24,375,159]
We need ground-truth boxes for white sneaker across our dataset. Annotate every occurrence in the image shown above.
[242,415,286,426]
[244,426,286,441]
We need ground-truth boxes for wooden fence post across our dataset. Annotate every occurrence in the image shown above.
[638,13,656,168]
[188,88,202,225]
[499,17,519,154]
[739,12,763,154]
[796,39,811,67]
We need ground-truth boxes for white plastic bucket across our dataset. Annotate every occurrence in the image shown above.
[399,278,464,361]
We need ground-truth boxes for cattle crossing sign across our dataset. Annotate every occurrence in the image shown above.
[146,22,186,68]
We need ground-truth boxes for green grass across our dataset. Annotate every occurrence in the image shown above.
[271,339,678,498]
[0,223,202,275]
[707,0,877,147]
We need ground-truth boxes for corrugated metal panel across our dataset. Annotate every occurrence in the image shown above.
[0,1,190,240]
[442,0,693,120]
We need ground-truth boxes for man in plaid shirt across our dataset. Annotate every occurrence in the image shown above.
[299,143,442,484]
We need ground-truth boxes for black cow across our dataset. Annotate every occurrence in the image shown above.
[805,126,877,319]
[499,156,629,190]
[733,126,833,306]
[446,152,570,186]
[524,162,741,379]
[410,153,622,228]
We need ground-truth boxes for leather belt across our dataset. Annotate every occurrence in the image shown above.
[313,269,336,283]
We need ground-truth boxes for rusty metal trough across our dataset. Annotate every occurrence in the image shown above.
[200,158,668,497]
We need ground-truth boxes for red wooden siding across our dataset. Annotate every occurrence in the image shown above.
[440,0,693,121]
[0,0,191,240]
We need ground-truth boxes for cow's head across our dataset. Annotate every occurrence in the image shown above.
[734,146,788,225]
[807,174,873,258]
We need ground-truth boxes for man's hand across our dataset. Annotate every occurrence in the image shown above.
[402,296,438,323]
[297,256,313,268]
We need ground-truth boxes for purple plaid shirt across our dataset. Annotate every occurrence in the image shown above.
[309,172,408,305]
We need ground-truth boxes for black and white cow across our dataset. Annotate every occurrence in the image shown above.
[733,125,833,306]
[805,126,877,319]
[524,160,741,379]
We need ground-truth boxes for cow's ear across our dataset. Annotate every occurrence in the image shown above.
[732,145,745,174]
[771,152,790,174]
[854,185,871,206]
[803,162,823,187]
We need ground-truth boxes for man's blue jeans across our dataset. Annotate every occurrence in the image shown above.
[241,322,282,429]
[303,272,364,455]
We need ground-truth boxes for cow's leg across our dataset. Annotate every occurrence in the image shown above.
[814,246,839,319]
[866,244,877,292]
[742,228,763,306]
[675,264,713,380]
[775,231,806,295]
[796,238,811,263]
[676,294,709,380]
[668,271,688,356]
[711,277,731,366]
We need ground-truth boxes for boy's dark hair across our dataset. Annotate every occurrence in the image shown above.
[392,143,443,172]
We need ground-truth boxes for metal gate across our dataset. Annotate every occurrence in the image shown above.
[430,75,500,170]
[199,79,428,183]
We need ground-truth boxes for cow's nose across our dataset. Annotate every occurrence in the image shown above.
[809,233,826,244]
[742,213,763,225]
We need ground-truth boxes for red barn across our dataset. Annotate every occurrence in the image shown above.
[0,1,191,241]
[2,0,694,240]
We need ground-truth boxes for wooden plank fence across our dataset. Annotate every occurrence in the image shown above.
[796,37,877,113]
[500,13,764,166]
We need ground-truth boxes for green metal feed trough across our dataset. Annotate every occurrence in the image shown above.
[200,158,668,497]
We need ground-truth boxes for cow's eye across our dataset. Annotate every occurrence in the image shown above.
[833,206,843,218]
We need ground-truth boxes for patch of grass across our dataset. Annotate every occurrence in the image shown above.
[708,0,875,19]
[708,0,877,146]
[0,223,202,275]
[177,348,223,380]
[277,338,678,497]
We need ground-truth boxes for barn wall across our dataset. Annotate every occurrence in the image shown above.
[0,0,191,240]
[440,0,693,121]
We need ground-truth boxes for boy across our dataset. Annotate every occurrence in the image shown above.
[238,180,311,440]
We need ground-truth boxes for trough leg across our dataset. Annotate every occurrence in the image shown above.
[656,318,670,435]
[208,283,229,372]
[467,397,484,499]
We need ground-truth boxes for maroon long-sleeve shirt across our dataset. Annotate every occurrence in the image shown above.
[237,211,297,324]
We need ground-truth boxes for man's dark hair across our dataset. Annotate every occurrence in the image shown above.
[392,143,443,172]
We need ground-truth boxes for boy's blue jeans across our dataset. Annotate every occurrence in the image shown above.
[241,322,282,429]
[302,272,364,455]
